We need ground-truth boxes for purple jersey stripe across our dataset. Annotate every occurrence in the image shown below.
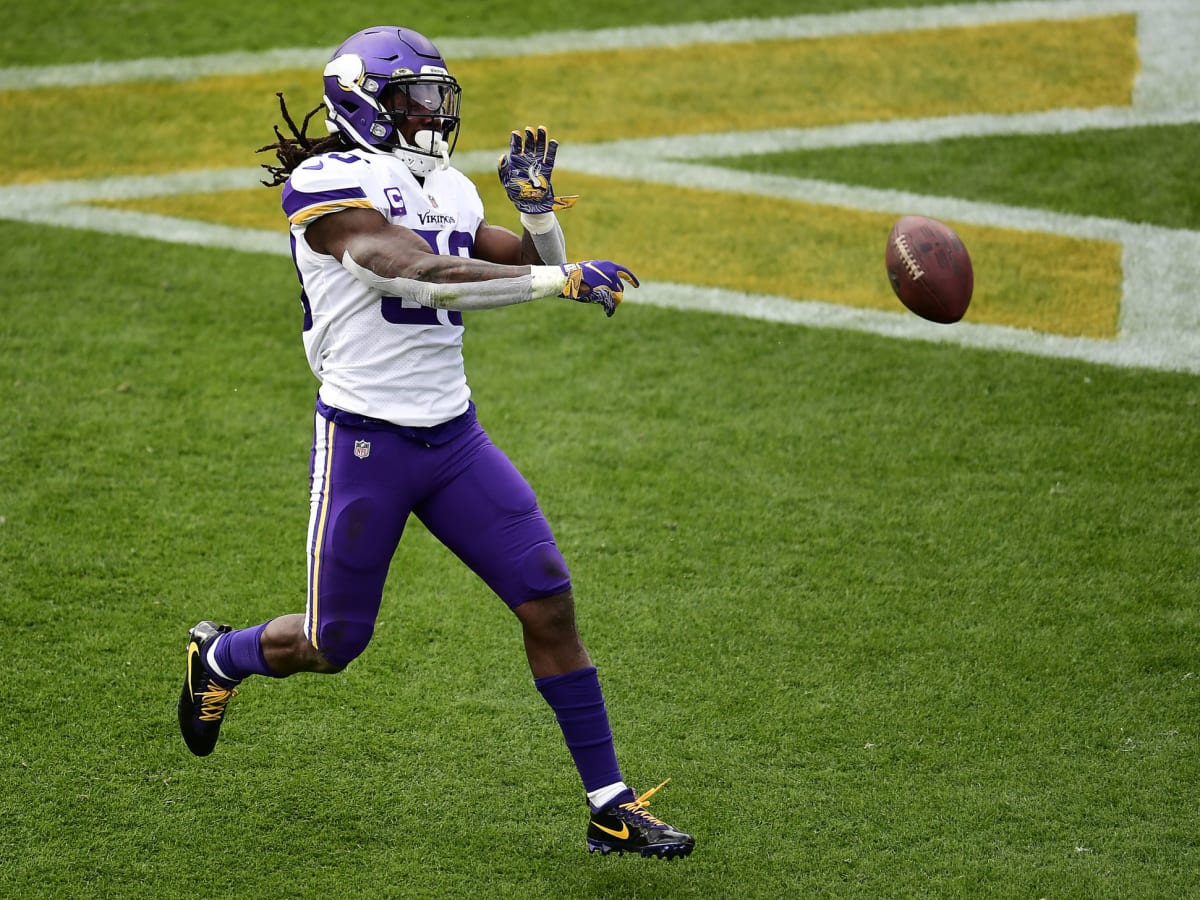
[282,182,370,219]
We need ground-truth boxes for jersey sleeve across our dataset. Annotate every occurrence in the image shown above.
[281,155,380,227]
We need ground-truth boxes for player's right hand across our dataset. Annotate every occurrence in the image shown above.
[558,261,639,317]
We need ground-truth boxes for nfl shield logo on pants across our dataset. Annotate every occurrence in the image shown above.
[353,440,371,459]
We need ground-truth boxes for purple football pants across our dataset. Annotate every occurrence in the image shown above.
[305,400,571,666]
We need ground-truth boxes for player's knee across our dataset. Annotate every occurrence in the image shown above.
[315,619,375,668]
[516,589,579,642]
[517,541,571,599]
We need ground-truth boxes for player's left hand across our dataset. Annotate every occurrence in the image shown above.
[559,260,639,317]
[498,126,579,214]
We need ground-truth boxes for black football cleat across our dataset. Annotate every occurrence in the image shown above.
[178,621,237,756]
[587,779,695,859]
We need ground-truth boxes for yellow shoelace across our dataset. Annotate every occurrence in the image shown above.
[198,684,237,722]
[619,778,671,827]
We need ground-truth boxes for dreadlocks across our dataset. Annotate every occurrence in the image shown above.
[257,93,348,187]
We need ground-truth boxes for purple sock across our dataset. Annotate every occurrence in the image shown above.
[534,666,622,793]
[210,622,281,682]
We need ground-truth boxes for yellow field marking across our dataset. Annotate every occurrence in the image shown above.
[461,15,1136,143]
[88,187,285,231]
[490,176,1123,338]
[0,15,1135,186]
[93,171,1122,338]
[0,70,312,186]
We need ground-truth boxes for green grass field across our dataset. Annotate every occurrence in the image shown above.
[3,1,1199,897]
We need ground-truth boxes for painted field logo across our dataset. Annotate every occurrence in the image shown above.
[0,0,1196,374]
[353,440,371,460]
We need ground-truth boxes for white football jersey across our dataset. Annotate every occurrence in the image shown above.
[282,150,486,426]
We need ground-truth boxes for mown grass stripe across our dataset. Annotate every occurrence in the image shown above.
[0,0,1142,90]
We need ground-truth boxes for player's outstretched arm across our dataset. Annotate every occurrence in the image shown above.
[311,208,529,285]
[307,207,636,315]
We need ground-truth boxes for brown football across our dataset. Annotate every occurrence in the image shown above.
[885,215,973,324]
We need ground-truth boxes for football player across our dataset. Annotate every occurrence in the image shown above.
[177,25,693,860]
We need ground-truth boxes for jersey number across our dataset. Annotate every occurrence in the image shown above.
[380,229,472,326]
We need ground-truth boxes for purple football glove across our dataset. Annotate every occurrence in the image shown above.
[559,260,639,317]
[497,125,579,214]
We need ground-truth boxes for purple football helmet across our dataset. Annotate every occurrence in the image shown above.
[322,26,462,176]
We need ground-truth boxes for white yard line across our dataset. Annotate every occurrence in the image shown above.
[625,282,1178,373]
[1,1,1197,374]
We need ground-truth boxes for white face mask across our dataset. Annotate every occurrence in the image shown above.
[395,129,450,176]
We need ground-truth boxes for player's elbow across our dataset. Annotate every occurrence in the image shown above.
[401,255,442,284]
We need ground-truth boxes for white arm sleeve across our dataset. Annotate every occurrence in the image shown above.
[342,251,567,311]
[520,212,568,264]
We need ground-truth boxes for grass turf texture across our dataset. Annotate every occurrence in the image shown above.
[3,0,1200,896]
[0,0,1036,66]
[713,123,1200,232]
[3,221,1199,897]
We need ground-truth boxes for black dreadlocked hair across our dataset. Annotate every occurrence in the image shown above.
[257,92,349,187]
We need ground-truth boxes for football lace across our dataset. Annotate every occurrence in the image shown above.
[893,234,925,281]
